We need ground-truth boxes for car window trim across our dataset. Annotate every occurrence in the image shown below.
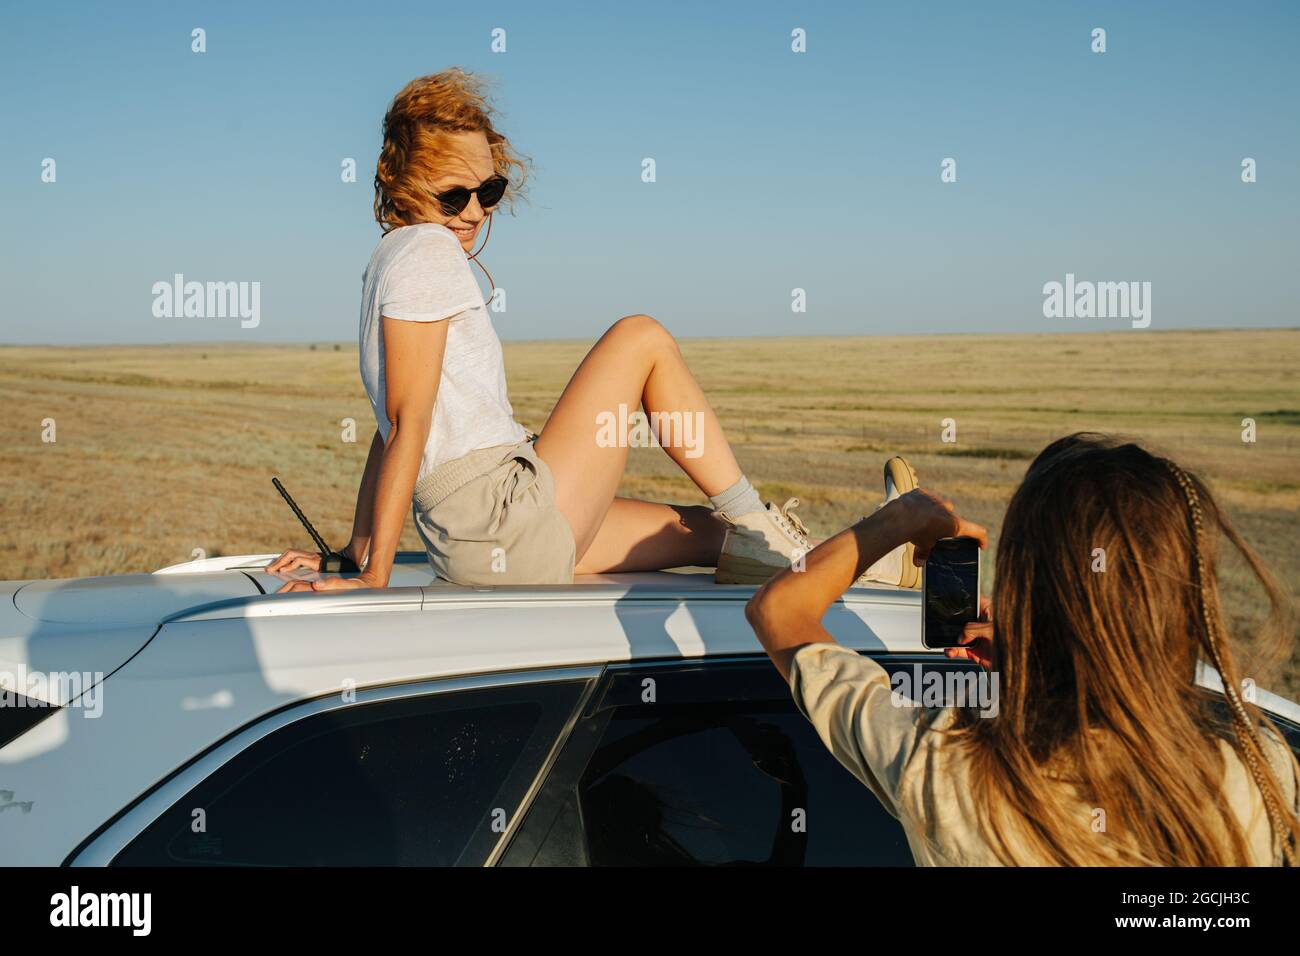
[482,674,602,866]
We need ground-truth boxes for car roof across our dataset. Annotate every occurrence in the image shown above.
[150,550,925,654]
[2,551,922,706]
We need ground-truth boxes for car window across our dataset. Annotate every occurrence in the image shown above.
[500,656,983,867]
[0,691,57,750]
[1275,717,1300,757]
[1206,698,1300,760]
[112,679,586,866]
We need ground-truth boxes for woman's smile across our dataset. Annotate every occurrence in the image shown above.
[449,222,479,246]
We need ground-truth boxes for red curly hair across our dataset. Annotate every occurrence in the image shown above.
[373,68,528,232]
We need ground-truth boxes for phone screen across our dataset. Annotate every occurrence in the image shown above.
[923,537,981,649]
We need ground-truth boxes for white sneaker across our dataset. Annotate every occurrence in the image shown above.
[714,498,811,585]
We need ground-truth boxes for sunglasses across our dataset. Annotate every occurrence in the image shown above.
[433,174,508,216]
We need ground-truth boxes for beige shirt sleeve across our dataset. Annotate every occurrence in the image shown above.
[787,642,933,819]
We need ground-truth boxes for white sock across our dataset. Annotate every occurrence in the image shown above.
[710,475,764,518]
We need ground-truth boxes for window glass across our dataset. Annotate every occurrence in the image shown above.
[506,658,978,866]
[113,680,584,866]
[0,690,57,750]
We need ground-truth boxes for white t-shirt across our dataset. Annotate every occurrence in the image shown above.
[359,223,526,481]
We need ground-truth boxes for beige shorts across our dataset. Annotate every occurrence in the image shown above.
[411,438,576,586]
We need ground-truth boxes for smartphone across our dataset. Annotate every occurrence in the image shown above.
[922,537,981,649]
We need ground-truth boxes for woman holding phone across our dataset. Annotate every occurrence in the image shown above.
[747,433,1300,866]
[268,69,917,592]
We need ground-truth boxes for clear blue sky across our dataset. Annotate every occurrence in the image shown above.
[2,0,1297,344]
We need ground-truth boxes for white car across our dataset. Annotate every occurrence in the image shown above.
[3,553,1297,867]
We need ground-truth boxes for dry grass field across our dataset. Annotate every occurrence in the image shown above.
[1,329,1297,693]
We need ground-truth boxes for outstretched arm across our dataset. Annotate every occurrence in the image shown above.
[746,490,988,681]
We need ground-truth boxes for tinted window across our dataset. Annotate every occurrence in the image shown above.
[502,657,980,866]
[0,690,57,750]
[1206,698,1300,759]
[113,680,585,866]
[1277,717,1300,757]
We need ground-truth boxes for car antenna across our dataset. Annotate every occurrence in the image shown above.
[271,477,359,573]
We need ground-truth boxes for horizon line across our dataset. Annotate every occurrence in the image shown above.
[2,325,1297,349]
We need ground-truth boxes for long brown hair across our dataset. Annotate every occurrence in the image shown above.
[954,433,1299,865]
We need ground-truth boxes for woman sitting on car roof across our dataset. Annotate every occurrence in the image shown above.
[267,68,915,594]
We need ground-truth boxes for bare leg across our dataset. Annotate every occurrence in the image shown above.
[534,314,743,565]
[574,498,724,574]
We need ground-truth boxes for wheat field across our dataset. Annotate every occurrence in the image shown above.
[1,329,1296,691]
